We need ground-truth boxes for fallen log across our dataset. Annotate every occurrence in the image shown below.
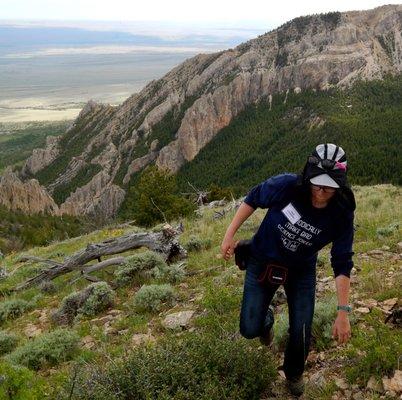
[81,257,126,274]
[17,255,62,267]
[14,224,186,291]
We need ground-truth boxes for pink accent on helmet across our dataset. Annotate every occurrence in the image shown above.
[335,161,347,171]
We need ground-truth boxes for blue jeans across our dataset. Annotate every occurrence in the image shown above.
[239,253,316,380]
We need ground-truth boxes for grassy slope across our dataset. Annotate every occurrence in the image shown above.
[0,184,400,398]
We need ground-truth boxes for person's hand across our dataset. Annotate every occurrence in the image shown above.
[332,314,351,344]
[220,236,239,261]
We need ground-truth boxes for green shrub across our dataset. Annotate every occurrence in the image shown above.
[151,262,187,283]
[114,251,167,286]
[0,360,47,399]
[304,380,337,399]
[273,295,357,352]
[369,197,382,209]
[272,310,289,352]
[316,254,326,268]
[184,235,212,252]
[212,264,241,286]
[6,328,80,370]
[0,298,31,324]
[52,282,114,325]
[311,295,339,351]
[119,165,197,227]
[201,282,240,315]
[38,280,57,294]
[344,309,402,386]
[376,222,399,237]
[29,294,44,307]
[69,332,277,400]
[79,282,115,317]
[0,331,19,355]
[206,183,233,202]
[132,284,175,312]
[195,282,242,334]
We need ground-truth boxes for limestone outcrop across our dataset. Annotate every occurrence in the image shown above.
[21,135,61,178]
[0,168,59,215]
[59,171,125,219]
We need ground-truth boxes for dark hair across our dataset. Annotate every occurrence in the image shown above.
[294,172,356,212]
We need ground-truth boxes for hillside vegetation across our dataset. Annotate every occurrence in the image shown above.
[0,77,400,222]
[0,121,70,174]
[0,184,400,399]
[0,206,92,254]
[175,75,402,197]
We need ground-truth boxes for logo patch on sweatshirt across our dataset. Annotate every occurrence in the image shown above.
[281,202,301,225]
[281,237,301,252]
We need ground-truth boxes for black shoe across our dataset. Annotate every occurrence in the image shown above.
[286,375,305,396]
[259,306,274,346]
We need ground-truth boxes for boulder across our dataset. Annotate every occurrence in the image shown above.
[382,370,402,393]
[162,310,195,330]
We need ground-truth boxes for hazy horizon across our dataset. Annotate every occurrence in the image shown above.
[0,20,260,123]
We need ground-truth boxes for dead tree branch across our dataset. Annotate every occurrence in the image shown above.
[81,257,126,274]
[17,256,62,267]
[14,224,186,291]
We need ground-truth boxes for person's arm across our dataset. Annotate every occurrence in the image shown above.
[332,274,351,344]
[225,202,256,239]
[221,203,255,260]
[220,174,294,260]
[331,212,355,344]
[335,275,350,312]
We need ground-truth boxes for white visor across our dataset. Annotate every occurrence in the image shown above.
[310,174,340,188]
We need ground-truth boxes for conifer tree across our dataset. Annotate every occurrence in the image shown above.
[127,165,196,227]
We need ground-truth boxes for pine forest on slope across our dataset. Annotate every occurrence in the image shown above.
[175,74,402,195]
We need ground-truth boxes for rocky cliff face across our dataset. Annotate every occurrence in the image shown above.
[10,5,402,218]
[59,170,125,219]
[20,135,61,178]
[0,168,59,215]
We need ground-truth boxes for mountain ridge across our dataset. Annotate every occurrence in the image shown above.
[2,4,401,218]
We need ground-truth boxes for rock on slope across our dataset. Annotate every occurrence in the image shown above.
[4,4,402,218]
[0,168,59,215]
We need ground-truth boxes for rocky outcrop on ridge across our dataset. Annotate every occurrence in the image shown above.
[59,170,125,219]
[20,135,61,178]
[0,168,59,215]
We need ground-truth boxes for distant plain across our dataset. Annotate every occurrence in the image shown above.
[0,51,198,122]
[0,22,262,123]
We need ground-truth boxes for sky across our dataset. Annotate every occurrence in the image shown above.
[1,0,401,27]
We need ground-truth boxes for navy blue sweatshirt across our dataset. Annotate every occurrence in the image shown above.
[243,173,355,278]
